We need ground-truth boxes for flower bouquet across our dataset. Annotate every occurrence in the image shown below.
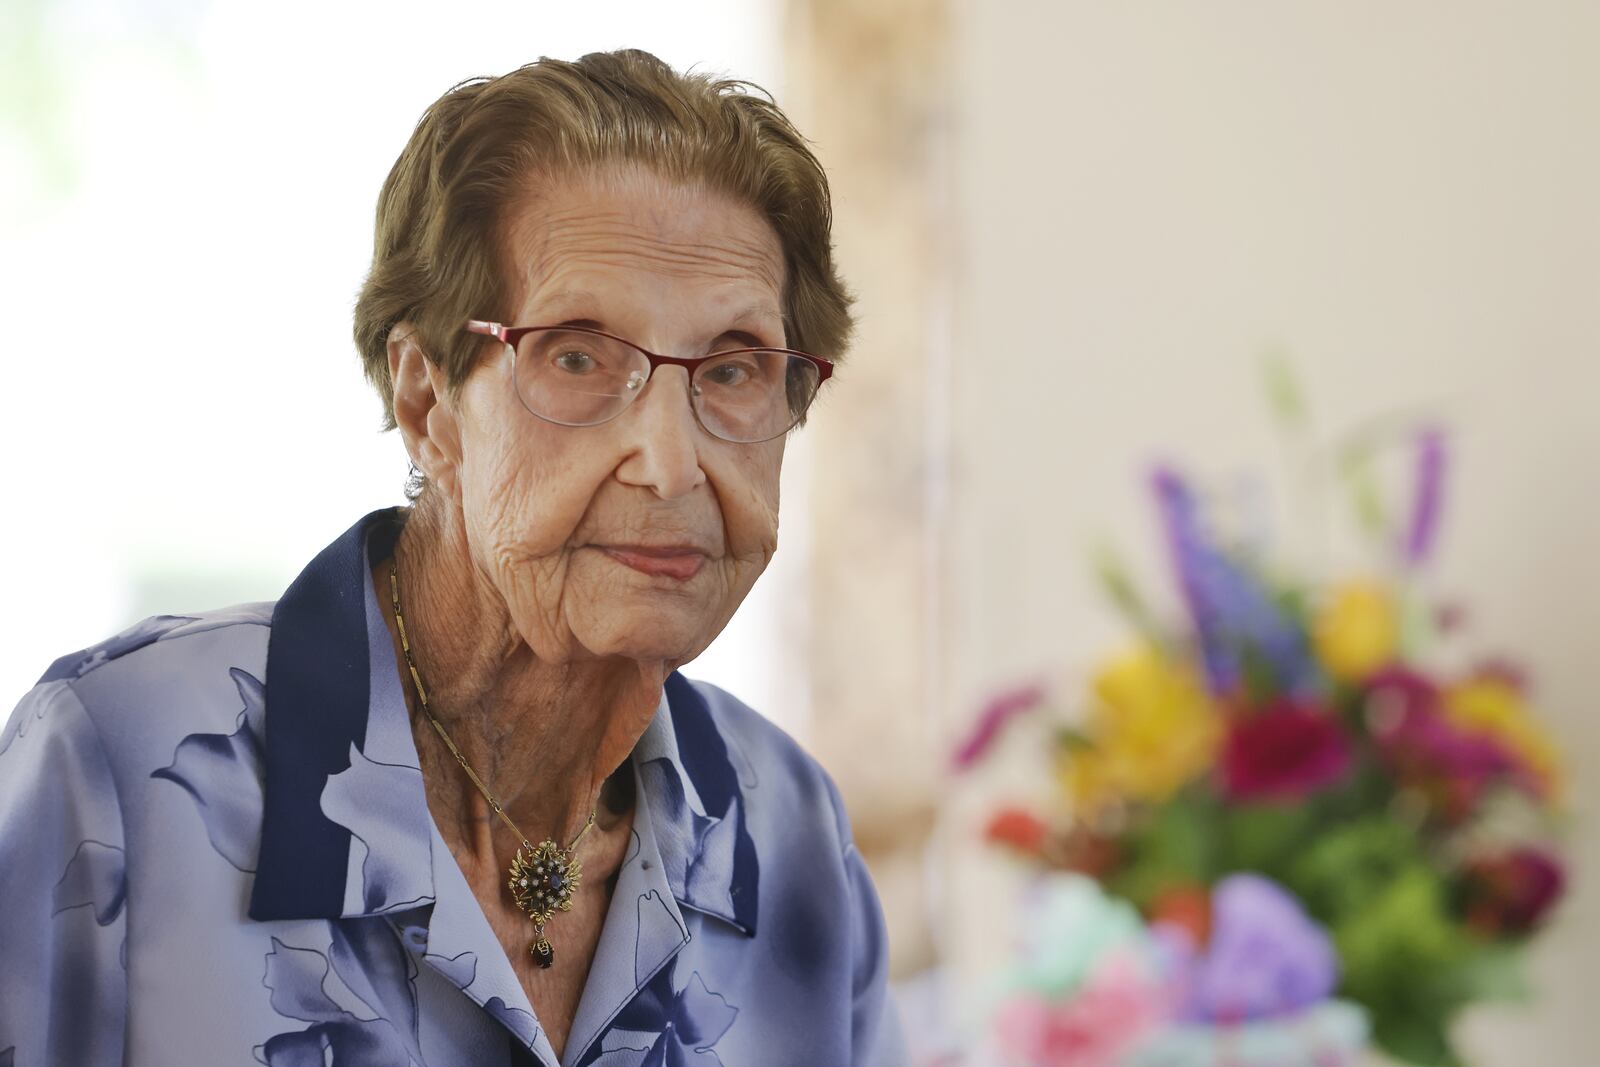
[985,871,1369,1067]
[957,384,1567,1067]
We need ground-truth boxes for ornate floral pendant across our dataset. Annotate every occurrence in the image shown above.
[507,839,583,968]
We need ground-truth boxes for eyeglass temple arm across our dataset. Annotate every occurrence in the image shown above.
[465,320,507,342]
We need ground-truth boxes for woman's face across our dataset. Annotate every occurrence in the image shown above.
[416,167,789,669]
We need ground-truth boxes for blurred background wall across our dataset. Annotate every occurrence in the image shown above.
[958,3,1596,1063]
[4,1,1596,1064]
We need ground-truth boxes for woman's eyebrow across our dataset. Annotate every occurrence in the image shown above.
[729,301,782,324]
[531,287,602,322]
[723,304,784,341]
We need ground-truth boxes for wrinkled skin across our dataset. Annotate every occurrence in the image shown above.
[397,169,786,671]
[379,165,790,1059]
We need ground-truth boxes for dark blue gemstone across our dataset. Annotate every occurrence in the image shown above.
[549,871,567,892]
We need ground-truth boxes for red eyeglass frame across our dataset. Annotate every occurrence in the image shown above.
[464,320,835,387]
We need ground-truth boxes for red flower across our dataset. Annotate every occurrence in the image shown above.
[1149,885,1212,947]
[1459,848,1565,936]
[1220,699,1352,802]
[985,807,1049,854]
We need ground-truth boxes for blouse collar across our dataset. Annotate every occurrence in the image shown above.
[248,508,759,937]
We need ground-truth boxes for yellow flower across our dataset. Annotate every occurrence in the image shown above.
[1313,579,1400,683]
[1443,676,1564,803]
[1059,644,1222,813]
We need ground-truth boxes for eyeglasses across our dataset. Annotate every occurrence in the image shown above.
[464,320,834,444]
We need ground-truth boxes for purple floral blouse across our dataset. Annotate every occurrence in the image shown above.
[0,509,906,1066]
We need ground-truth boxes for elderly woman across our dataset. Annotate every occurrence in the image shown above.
[0,51,904,1066]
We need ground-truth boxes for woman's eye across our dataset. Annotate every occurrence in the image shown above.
[553,349,597,374]
[703,361,753,387]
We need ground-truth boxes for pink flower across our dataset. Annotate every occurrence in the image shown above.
[1363,667,1519,822]
[952,683,1047,771]
[993,952,1166,1067]
[1220,700,1352,802]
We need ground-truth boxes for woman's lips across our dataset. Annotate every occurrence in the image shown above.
[599,545,707,580]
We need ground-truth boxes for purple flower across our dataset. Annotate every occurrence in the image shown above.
[1401,428,1448,569]
[1152,467,1316,699]
[1164,874,1340,1023]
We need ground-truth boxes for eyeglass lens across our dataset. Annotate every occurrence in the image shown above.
[512,328,821,443]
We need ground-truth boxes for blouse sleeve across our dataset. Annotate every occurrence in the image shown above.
[843,838,910,1066]
[0,679,129,1066]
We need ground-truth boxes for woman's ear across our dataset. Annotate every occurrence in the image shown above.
[388,323,464,500]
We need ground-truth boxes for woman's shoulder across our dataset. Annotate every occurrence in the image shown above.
[9,604,277,774]
[35,604,275,689]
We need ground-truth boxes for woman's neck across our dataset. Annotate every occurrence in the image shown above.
[379,503,661,866]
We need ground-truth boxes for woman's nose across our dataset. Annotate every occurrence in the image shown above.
[612,365,707,499]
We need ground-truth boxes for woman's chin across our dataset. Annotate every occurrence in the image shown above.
[587,635,708,667]
[562,605,719,666]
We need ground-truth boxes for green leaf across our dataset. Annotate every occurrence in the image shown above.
[1262,349,1308,429]
[1331,866,1477,1067]
[1272,582,1315,631]
[1436,943,1532,1004]
[1090,544,1167,646]
[1371,1013,1463,1067]
[1235,641,1281,708]
[1340,447,1388,538]
[1054,726,1094,752]
[1218,803,1317,877]
[1103,801,1216,908]
[1286,818,1426,924]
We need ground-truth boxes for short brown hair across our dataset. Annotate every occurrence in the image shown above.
[353,49,854,431]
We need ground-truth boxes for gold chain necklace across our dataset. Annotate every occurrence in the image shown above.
[389,563,595,969]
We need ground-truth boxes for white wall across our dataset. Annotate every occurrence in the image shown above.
[945,2,1599,1062]
[0,0,806,735]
